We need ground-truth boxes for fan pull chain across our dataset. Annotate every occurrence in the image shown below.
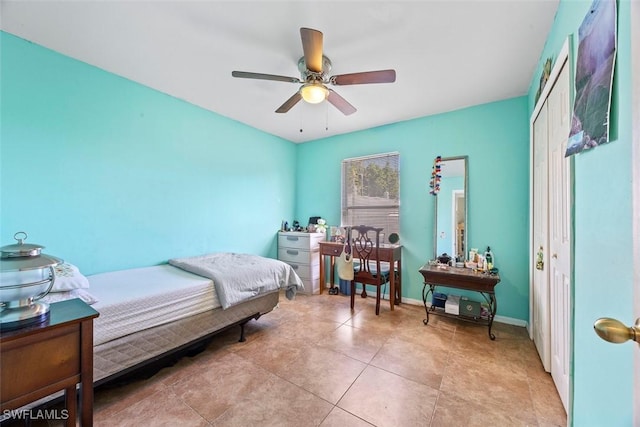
[299,106,303,133]
[325,101,329,131]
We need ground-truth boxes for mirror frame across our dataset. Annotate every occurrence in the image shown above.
[433,155,468,262]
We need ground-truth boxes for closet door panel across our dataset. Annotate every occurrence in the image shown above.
[532,100,550,372]
[548,62,571,412]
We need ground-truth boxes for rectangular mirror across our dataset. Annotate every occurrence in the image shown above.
[433,156,468,263]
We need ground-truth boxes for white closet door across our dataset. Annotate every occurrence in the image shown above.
[532,100,550,372]
[547,61,571,412]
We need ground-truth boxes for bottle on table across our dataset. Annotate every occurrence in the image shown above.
[484,246,494,270]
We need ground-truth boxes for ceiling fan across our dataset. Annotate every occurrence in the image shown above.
[231,27,396,116]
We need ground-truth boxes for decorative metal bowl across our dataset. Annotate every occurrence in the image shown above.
[0,232,62,330]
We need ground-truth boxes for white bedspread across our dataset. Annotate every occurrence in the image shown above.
[169,253,303,309]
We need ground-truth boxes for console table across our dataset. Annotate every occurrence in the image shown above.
[319,241,402,309]
[1,298,99,426]
[418,263,500,340]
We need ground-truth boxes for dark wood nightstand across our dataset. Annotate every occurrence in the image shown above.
[1,298,99,426]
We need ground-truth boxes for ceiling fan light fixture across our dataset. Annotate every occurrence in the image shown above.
[232,28,396,116]
[300,83,328,104]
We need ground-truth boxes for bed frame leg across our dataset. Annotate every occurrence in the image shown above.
[238,322,247,342]
[238,313,262,342]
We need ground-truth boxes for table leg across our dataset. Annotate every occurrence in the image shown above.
[389,265,395,311]
[64,385,77,427]
[329,256,336,288]
[488,293,497,340]
[395,259,402,304]
[81,319,94,426]
[422,283,434,325]
[319,253,325,294]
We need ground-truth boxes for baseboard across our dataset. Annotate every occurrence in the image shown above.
[493,315,528,328]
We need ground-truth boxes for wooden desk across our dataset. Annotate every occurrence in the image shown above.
[319,241,402,310]
[419,263,500,339]
[1,298,99,426]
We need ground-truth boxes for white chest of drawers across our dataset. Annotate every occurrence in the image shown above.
[277,231,325,294]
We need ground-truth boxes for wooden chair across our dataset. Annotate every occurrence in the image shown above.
[348,225,391,315]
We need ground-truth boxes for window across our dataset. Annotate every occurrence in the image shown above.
[341,152,400,237]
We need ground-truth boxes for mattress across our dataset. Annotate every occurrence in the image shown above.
[94,290,279,383]
[88,264,218,346]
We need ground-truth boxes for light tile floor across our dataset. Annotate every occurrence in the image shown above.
[39,292,568,426]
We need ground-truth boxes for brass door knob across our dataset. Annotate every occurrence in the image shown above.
[593,317,640,344]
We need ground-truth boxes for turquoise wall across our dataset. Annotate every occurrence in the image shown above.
[528,1,634,424]
[295,97,531,321]
[0,32,297,275]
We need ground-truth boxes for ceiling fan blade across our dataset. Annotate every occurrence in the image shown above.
[232,71,300,83]
[275,92,303,113]
[331,69,396,85]
[300,27,323,73]
[327,90,356,116]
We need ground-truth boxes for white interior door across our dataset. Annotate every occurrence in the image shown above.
[532,100,550,372]
[547,61,571,412]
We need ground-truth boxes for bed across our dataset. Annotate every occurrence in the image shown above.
[50,253,303,385]
[0,253,302,422]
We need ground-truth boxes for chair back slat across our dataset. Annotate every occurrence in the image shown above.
[349,225,383,279]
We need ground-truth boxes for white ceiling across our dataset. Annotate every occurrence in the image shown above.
[0,0,559,143]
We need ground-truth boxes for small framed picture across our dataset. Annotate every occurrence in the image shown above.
[330,226,345,243]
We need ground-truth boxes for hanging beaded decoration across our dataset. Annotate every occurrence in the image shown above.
[429,156,442,196]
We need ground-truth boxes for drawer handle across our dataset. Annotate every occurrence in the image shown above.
[332,249,340,254]
[287,250,299,256]
[286,237,299,241]
[291,264,299,270]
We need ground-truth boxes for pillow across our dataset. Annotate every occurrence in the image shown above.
[51,262,90,292]
[41,288,98,305]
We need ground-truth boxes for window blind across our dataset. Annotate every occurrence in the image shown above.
[341,152,400,238]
